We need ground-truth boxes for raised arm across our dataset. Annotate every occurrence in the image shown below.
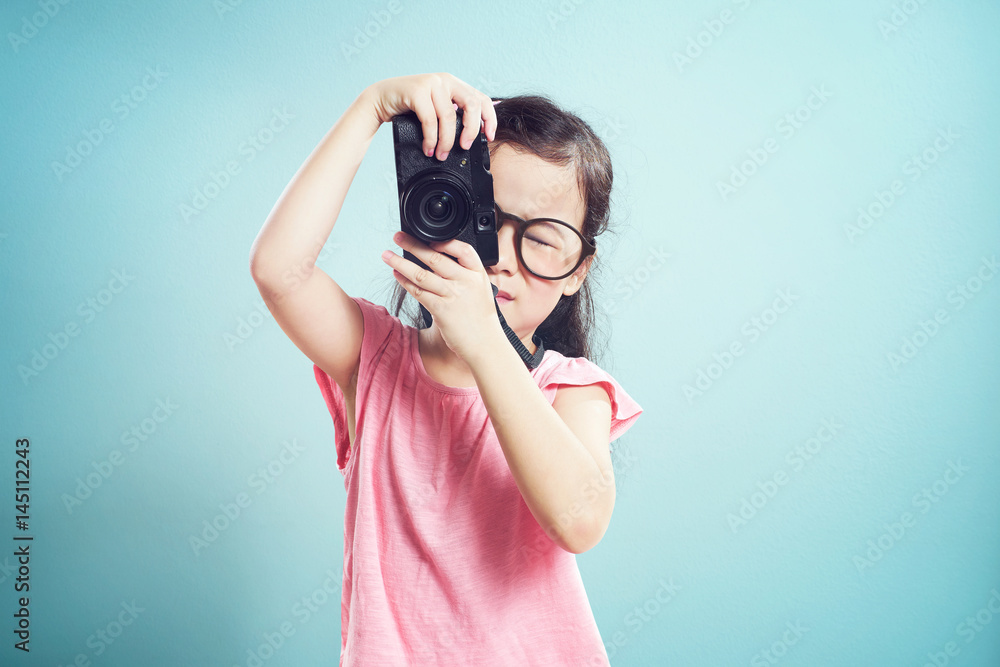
[249,74,497,391]
[248,86,383,391]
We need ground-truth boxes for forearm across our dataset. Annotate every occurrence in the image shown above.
[249,86,382,290]
[468,338,607,553]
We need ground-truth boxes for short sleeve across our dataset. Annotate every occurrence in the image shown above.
[312,297,401,474]
[536,354,643,443]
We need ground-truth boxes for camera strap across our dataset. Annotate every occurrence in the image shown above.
[417,283,545,370]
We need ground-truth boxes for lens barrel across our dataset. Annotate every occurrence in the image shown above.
[401,171,471,242]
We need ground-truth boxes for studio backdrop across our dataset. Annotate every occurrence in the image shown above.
[2,0,998,665]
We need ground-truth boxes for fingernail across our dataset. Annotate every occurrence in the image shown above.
[425,147,433,157]
[381,250,393,260]
[439,151,449,161]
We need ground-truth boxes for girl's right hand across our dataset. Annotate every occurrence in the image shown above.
[366,73,497,161]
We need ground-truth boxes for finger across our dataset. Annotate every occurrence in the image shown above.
[392,269,441,311]
[429,83,457,160]
[393,231,462,280]
[410,93,439,159]
[428,238,485,272]
[486,98,499,142]
[449,88,483,151]
[382,248,448,298]
[460,101,483,151]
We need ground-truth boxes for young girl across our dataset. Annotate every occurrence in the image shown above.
[250,72,642,666]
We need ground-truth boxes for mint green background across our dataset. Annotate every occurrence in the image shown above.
[2,1,999,665]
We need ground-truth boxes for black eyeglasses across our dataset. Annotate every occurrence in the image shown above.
[493,203,596,280]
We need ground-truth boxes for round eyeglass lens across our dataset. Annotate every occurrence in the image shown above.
[520,220,583,278]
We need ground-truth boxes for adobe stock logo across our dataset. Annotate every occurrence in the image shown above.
[844,127,959,243]
[188,439,306,557]
[50,67,169,182]
[920,587,1000,667]
[750,621,809,667]
[683,288,799,403]
[7,0,74,53]
[600,245,671,316]
[727,417,843,533]
[546,0,589,30]
[178,108,294,224]
[55,599,145,665]
[886,255,996,372]
[878,0,933,39]
[224,299,273,351]
[233,568,345,667]
[17,269,135,385]
[338,0,404,62]
[61,397,179,514]
[214,0,250,19]
[603,578,681,662]
[852,459,969,574]
[672,0,756,74]
[716,86,832,201]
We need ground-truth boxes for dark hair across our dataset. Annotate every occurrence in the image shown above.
[387,94,635,494]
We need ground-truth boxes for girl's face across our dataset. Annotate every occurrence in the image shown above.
[485,143,593,349]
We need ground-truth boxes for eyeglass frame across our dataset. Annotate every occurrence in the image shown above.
[492,203,597,280]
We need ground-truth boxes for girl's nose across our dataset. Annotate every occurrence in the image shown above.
[491,219,519,275]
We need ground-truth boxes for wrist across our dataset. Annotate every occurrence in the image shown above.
[357,83,393,128]
[349,85,383,132]
[465,323,525,374]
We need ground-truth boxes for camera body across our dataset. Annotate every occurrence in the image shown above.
[392,111,497,270]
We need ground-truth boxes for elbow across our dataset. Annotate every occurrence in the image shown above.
[248,239,276,286]
[554,509,612,555]
[249,242,317,298]
[248,247,290,295]
[563,521,608,555]
[553,484,615,554]
[249,251,264,284]
[249,239,266,282]
[249,261,274,291]
[538,518,589,555]
[249,258,285,307]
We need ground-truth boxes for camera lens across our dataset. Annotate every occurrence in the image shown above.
[402,172,471,242]
[424,194,453,224]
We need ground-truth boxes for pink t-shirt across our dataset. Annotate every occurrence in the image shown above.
[313,297,643,666]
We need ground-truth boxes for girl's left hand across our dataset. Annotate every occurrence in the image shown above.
[382,231,505,363]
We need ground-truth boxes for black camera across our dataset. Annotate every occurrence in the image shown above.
[391,110,497,271]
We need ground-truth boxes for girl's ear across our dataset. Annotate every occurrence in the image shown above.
[562,253,595,297]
